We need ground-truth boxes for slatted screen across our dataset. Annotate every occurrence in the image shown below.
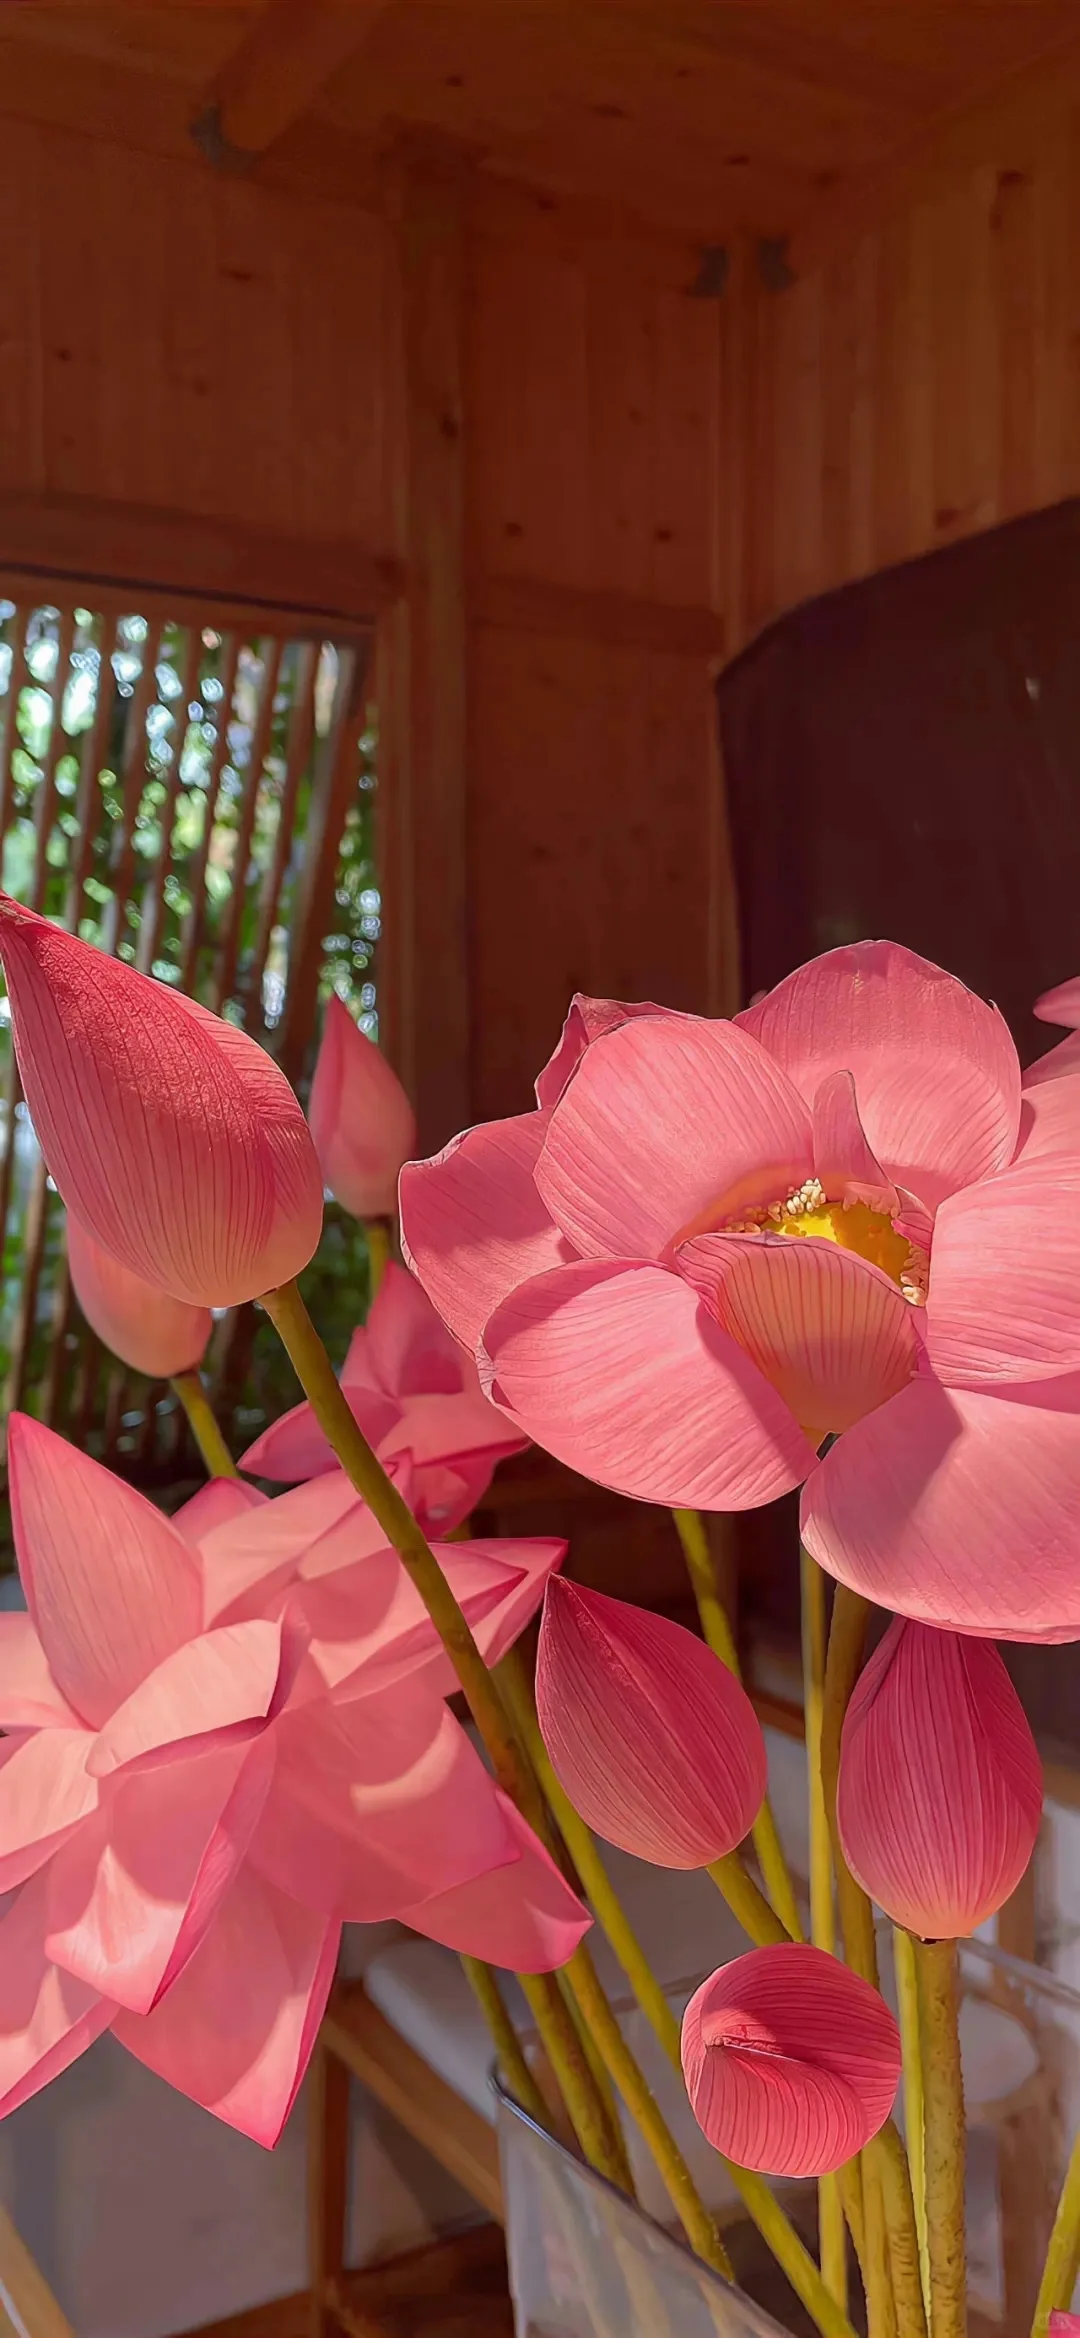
[0,583,377,1493]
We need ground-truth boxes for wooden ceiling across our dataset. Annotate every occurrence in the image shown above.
[4,2,1080,239]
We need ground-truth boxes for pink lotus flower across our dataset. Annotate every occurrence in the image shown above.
[0,897,323,1307]
[0,1418,588,2140]
[241,1262,526,1529]
[837,1619,1043,1938]
[1048,2317,1080,2332]
[536,1579,766,1867]
[401,945,1080,1641]
[308,993,416,1219]
[682,1944,901,2177]
[66,1215,211,1378]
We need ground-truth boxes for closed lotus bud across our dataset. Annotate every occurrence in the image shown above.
[535,1578,766,1867]
[1049,2317,1080,2332]
[308,993,417,1219]
[0,898,323,1307]
[837,1617,1043,1939]
[67,1216,211,1378]
[682,1944,901,2177]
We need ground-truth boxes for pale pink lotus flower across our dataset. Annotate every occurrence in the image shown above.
[308,992,417,1218]
[837,1619,1043,1938]
[197,1455,566,1703]
[1048,2316,1080,2331]
[0,1420,588,2140]
[401,943,1080,1641]
[681,1944,901,2177]
[66,1215,211,1378]
[536,1579,766,1867]
[0,897,323,1307]
[241,1261,526,1530]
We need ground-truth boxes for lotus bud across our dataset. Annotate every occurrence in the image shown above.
[66,1216,211,1379]
[837,1617,1042,1939]
[682,1944,901,2176]
[0,897,323,1308]
[535,1578,766,1867]
[308,993,416,1218]
[1049,2317,1080,2332]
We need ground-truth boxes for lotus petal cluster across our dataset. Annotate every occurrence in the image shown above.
[308,991,417,1220]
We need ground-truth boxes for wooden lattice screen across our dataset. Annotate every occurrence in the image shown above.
[0,579,377,1501]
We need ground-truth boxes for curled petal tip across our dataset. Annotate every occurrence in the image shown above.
[682,1943,901,2177]
[536,1578,766,1868]
[308,993,416,1219]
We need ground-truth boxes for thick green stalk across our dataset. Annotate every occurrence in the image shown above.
[802,1548,847,2317]
[868,2122,928,2338]
[556,1953,636,2195]
[915,1938,966,2338]
[461,1956,548,2125]
[1033,2129,1080,2336]
[673,1509,803,1941]
[171,1369,239,1479]
[364,1217,391,1297]
[894,1927,931,2321]
[499,1646,858,2338]
[707,1851,790,1945]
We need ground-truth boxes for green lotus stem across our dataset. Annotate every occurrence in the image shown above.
[260,1276,626,2188]
[1033,2127,1080,2336]
[171,1369,239,1479]
[707,1851,790,1945]
[557,1952,636,2194]
[894,1927,931,2321]
[499,1645,858,2338]
[868,2121,928,2338]
[915,1937,966,2338]
[674,1507,804,1942]
[364,1216,391,1297]
[461,1956,548,2125]
[801,1548,847,2314]
[862,2149,897,2338]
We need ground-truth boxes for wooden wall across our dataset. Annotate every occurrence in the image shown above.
[727,107,1080,645]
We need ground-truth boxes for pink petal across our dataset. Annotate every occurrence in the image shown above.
[481,1261,814,1509]
[0,1614,80,1728]
[738,941,1021,1212]
[801,1375,1080,1639]
[66,1216,211,1378]
[535,995,686,1111]
[9,1415,203,1727]
[1013,1076,1080,1163]
[297,1540,513,1698]
[536,1015,812,1260]
[1048,2317,1080,2332]
[537,1580,766,1868]
[45,1739,274,2014]
[679,1233,918,1440]
[1024,1031,1080,1087]
[811,1070,896,1208]
[114,1867,338,2147]
[400,1109,574,1354]
[363,1261,465,1397]
[199,1471,381,1627]
[0,1731,98,1890]
[682,1944,901,2178]
[172,1478,268,1548]
[248,1693,515,1920]
[926,1158,1080,1383]
[0,897,323,1308]
[0,1867,112,2118]
[401,1793,591,1973]
[239,1382,402,1484]
[87,1621,287,1778]
[308,992,416,1219]
[378,1389,526,1475]
[837,1620,1043,1938]
[1035,975,1080,1028]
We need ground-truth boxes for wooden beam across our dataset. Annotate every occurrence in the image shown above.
[786,20,1080,280]
[378,149,470,1157]
[322,1983,504,2221]
[193,0,392,163]
[470,572,726,659]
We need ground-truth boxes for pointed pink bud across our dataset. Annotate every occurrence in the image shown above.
[535,1579,766,1868]
[837,1618,1043,1939]
[0,899,323,1307]
[682,1944,901,2177]
[66,1216,211,1378]
[308,993,416,1218]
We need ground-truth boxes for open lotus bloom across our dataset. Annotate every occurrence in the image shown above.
[837,1617,1043,1939]
[401,941,1080,1640]
[308,992,417,1219]
[0,1417,587,2142]
[66,1215,211,1378]
[681,1944,902,2177]
[0,897,323,1308]
[241,1261,526,1530]
[536,1578,766,1867]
